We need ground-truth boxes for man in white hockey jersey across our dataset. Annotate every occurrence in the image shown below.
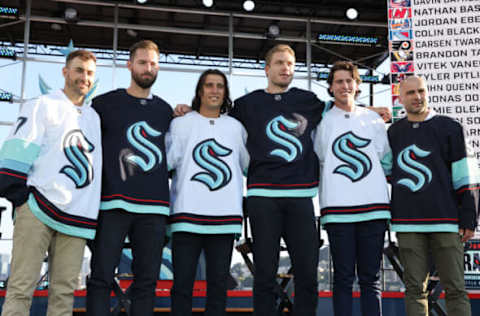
[166,69,249,316]
[0,50,102,316]
[314,61,391,316]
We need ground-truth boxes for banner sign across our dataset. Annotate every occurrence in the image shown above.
[388,0,480,241]
[388,0,480,134]
[465,239,480,290]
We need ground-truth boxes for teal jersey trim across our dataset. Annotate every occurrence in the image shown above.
[324,100,333,114]
[0,139,40,167]
[391,223,458,233]
[100,199,170,215]
[321,211,391,225]
[0,159,31,173]
[381,151,393,176]
[27,194,95,239]
[247,187,318,198]
[452,157,480,190]
[170,222,241,235]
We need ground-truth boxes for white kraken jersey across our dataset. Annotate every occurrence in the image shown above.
[313,105,391,225]
[0,89,102,239]
[166,111,249,235]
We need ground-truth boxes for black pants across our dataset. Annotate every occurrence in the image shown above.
[86,209,166,316]
[170,232,235,316]
[248,196,319,316]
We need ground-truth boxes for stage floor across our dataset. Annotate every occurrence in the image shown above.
[1,280,479,316]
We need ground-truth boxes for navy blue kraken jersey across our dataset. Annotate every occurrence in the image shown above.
[388,112,479,232]
[92,89,173,215]
[231,88,326,198]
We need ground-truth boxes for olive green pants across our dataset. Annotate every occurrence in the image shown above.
[397,232,471,316]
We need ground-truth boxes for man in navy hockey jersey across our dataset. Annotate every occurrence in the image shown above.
[86,40,173,316]
[388,75,479,316]
[0,50,101,316]
[230,44,323,316]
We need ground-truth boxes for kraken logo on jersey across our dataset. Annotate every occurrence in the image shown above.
[125,121,163,173]
[332,131,372,182]
[60,130,95,189]
[191,138,232,191]
[397,144,432,192]
[266,115,304,162]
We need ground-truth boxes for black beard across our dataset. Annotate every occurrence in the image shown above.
[132,72,157,89]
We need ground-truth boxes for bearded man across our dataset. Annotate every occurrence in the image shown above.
[86,40,173,316]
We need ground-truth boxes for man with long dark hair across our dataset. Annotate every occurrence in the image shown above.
[191,69,233,114]
[167,69,248,316]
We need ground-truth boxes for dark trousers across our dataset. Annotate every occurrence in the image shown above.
[248,197,319,316]
[170,232,235,316]
[326,220,387,316]
[86,209,166,316]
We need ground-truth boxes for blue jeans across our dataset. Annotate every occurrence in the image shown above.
[326,220,387,316]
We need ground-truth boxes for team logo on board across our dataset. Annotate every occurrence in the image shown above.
[332,131,372,182]
[389,0,411,7]
[390,19,411,31]
[191,138,232,191]
[266,115,305,162]
[391,62,415,74]
[388,8,412,19]
[389,30,413,41]
[60,130,95,188]
[397,144,432,192]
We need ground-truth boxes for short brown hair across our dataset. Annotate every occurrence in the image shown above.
[264,44,295,66]
[327,61,362,97]
[129,40,159,60]
[66,49,96,66]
